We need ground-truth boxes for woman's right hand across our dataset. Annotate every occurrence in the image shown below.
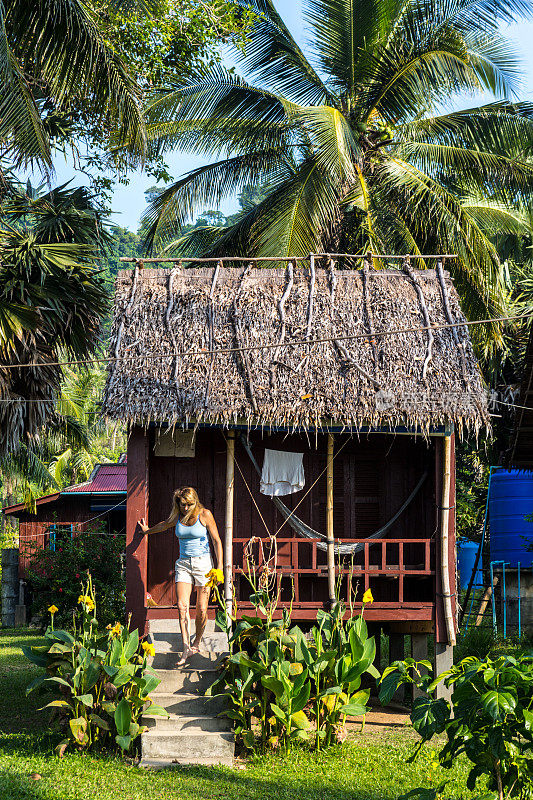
[138,518,149,534]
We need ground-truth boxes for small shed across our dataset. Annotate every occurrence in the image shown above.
[3,460,127,578]
[103,256,489,670]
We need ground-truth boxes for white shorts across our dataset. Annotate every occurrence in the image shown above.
[175,554,213,587]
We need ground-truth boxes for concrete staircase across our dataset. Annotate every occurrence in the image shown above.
[140,619,234,768]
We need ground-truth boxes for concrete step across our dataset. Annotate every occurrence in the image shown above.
[151,668,220,694]
[144,714,232,733]
[149,631,229,654]
[140,756,233,769]
[150,651,228,671]
[141,730,234,763]
[147,692,228,716]
[149,619,219,635]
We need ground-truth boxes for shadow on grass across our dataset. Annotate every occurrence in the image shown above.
[0,769,49,800]
[147,761,404,800]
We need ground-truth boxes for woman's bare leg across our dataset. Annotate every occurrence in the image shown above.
[176,581,193,664]
[191,586,210,650]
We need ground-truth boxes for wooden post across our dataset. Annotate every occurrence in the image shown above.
[440,433,456,646]
[224,430,235,616]
[125,427,148,637]
[327,433,336,604]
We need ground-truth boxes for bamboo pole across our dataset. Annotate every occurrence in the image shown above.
[440,435,456,645]
[475,577,498,627]
[224,431,235,616]
[327,433,336,604]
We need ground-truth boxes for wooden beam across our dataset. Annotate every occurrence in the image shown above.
[327,433,336,604]
[440,434,456,645]
[388,620,434,634]
[224,431,235,615]
[125,427,148,637]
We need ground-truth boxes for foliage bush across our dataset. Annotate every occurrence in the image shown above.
[380,653,533,800]
[26,527,125,629]
[22,574,167,755]
[210,573,379,753]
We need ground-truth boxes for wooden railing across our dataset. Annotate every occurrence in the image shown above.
[232,537,435,613]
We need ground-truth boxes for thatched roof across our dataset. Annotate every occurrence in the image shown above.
[102,264,489,435]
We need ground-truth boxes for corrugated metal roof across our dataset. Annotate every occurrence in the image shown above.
[62,463,127,493]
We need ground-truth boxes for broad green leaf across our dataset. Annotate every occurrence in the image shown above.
[115,734,132,751]
[123,629,140,660]
[379,669,403,706]
[291,709,311,729]
[69,716,88,745]
[292,680,311,714]
[50,630,75,644]
[523,708,533,730]
[411,697,449,738]
[270,703,287,722]
[40,700,72,710]
[89,713,110,731]
[112,664,135,688]
[75,694,94,707]
[261,675,285,698]
[21,646,48,667]
[340,702,367,717]
[25,674,46,695]
[115,698,132,736]
[481,689,516,721]
[142,704,169,718]
[138,673,160,697]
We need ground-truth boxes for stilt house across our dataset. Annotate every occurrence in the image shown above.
[102,255,489,668]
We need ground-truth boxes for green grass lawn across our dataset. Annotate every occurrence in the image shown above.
[0,628,476,800]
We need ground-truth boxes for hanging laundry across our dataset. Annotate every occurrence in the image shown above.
[260,449,305,496]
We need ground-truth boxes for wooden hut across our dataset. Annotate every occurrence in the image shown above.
[3,460,127,579]
[102,256,489,674]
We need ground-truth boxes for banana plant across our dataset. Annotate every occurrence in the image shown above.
[23,573,167,755]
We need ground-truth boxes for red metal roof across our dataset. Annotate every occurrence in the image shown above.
[62,462,127,493]
[3,461,127,515]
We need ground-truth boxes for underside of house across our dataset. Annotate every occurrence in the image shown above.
[103,258,489,662]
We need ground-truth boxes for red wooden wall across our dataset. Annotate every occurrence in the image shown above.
[125,425,456,637]
[17,497,118,579]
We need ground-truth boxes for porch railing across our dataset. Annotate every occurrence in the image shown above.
[232,537,435,611]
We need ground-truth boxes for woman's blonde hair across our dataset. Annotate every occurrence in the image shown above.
[170,487,203,524]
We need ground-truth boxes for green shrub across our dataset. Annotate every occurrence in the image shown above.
[210,578,379,753]
[380,653,533,800]
[22,574,168,755]
[25,527,124,628]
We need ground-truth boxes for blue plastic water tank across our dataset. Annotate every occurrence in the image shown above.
[489,469,533,568]
[457,540,483,589]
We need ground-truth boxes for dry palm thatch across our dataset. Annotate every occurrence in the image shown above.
[102,262,489,436]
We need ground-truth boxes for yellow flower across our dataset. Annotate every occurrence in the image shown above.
[362,589,374,604]
[205,568,224,588]
[141,641,155,657]
[48,605,58,615]
[77,594,95,611]
[109,622,122,637]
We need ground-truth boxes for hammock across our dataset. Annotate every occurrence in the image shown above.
[240,435,428,555]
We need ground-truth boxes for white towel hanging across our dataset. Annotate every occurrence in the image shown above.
[260,449,305,496]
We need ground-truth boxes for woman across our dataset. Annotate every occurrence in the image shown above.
[139,487,223,665]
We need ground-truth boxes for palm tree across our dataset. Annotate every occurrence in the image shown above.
[142,0,533,351]
[0,182,109,456]
[0,0,145,174]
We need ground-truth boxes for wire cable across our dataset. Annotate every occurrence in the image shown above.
[2,310,533,371]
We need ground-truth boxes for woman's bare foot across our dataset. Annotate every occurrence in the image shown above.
[175,647,192,666]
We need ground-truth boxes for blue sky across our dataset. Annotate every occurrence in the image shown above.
[54,2,533,233]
